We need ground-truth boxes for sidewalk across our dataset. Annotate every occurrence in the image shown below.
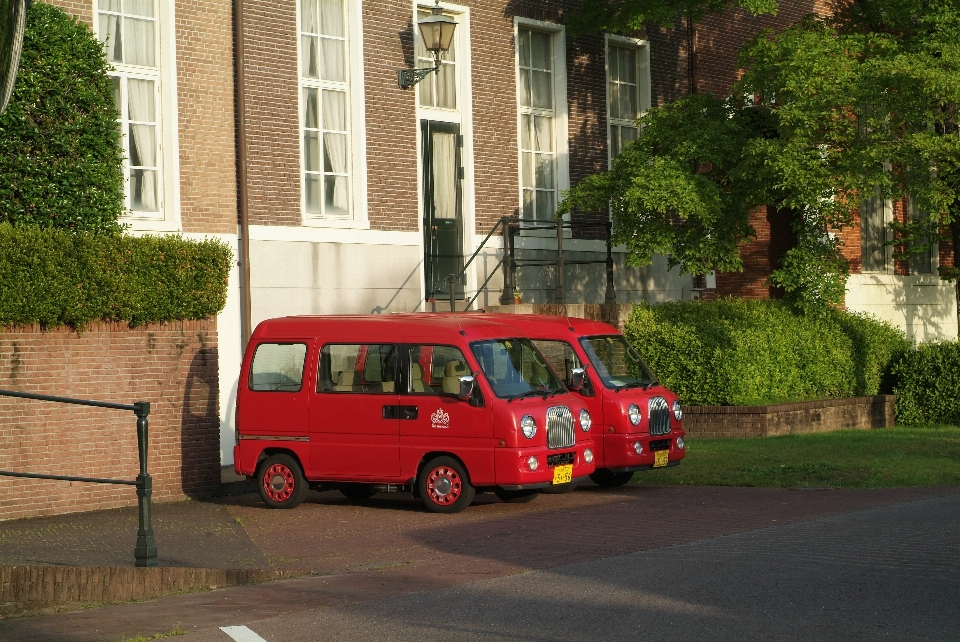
[0,481,955,641]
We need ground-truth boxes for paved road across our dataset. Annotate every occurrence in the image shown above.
[217,493,960,641]
[0,486,956,641]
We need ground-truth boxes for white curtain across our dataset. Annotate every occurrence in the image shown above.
[128,78,157,211]
[124,18,155,67]
[432,131,456,220]
[322,90,349,215]
[99,14,122,62]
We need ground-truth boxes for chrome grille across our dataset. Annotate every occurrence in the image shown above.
[648,397,671,436]
[546,406,575,449]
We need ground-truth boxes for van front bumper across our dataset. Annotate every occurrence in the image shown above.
[601,431,686,470]
[494,442,595,489]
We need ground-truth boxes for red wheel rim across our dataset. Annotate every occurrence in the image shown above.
[425,465,462,506]
[263,463,295,502]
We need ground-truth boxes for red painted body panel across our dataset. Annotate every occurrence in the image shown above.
[234,315,597,489]
[477,314,687,473]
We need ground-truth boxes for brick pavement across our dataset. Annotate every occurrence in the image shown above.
[0,484,955,641]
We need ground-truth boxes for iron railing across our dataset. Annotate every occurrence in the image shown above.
[0,389,157,567]
[429,216,618,311]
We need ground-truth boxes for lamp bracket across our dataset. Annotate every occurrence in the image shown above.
[397,64,439,89]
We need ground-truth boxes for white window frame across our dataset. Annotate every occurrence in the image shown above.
[93,0,181,232]
[605,34,650,168]
[860,186,893,273]
[296,0,369,229]
[513,17,569,229]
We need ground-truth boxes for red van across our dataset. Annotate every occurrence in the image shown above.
[233,315,595,513]
[483,314,685,487]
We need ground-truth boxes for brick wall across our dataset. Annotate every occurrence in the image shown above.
[0,321,220,521]
[684,395,896,439]
[175,0,239,234]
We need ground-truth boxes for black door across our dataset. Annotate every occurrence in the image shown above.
[422,120,464,301]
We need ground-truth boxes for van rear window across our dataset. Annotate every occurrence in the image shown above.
[249,343,307,392]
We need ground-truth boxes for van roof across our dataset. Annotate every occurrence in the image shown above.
[472,313,620,338]
[251,314,541,342]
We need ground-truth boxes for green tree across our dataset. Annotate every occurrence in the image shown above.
[0,2,124,232]
[564,0,960,320]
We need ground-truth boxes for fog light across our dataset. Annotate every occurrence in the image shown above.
[527,456,539,471]
[633,441,643,455]
[584,449,594,464]
[676,436,685,450]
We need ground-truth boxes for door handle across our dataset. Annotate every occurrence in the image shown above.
[382,405,399,420]
[400,406,419,420]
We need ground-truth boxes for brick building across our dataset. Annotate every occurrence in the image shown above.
[45,0,957,467]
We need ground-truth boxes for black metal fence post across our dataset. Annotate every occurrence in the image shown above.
[555,220,566,305]
[499,216,515,304]
[448,275,457,312]
[605,220,617,305]
[133,401,157,567]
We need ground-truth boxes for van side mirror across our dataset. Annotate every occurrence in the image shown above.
[457,375,475,401]
[569,368,585,392]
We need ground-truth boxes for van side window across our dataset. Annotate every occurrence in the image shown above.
[248,343,307,392]
[531,340,583,387]
[318,344,398,394]
[406,345,470,395]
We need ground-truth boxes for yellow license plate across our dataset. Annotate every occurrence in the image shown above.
[552,464,573,484]
[654,450,669,468]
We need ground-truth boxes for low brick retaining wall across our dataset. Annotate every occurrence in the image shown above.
[0,320,220,520]
[0,565,293,619]
[684,395,896,439]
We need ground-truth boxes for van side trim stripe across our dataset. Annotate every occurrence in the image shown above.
[239,435,310,442]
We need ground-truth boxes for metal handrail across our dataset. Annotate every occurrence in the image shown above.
[0,389,158,567]
[427,215,511,304]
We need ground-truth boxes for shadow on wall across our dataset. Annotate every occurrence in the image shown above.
[371,258,424,314]
[852,274,957,342]
[181,344,221,498]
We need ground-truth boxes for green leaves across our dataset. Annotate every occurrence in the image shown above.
[0,225,233,327]
[892,341,960,425]
[0,3,124,231]
[623,299,909,406]
[565,0,779,34]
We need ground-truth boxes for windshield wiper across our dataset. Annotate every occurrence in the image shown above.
[508,389,548,402]
[644,380,660,390]
[614,381,651,393]
[547,387,566,399]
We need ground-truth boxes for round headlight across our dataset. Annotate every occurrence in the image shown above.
[520,415,537,439]
[579,409,592,432]
[527,456,539,471]
[584,448,594,464]
[676,436,685,450]
[628,404,641,426]
[633,441,643,455]
[673,400,683,421]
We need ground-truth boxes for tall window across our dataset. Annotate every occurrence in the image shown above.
[97,0,161,216]
[861,186,892,273]
[606,39,649,162]
[300,0,351,218]
[517,27,557,221]
[908,196,935,275]
[416,8,457,110]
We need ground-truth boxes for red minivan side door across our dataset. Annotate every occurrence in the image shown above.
[308,342,401,480]
[397,341,495,486]
[242,340,314,438]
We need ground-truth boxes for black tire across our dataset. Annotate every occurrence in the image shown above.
[418,456,475,514]
[339,483,377,500]
[590,469,635,488]
[540,482,579,494]
[494,488,540,503]
[256,453,308,509]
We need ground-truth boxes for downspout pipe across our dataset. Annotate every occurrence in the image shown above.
[234,0,252,348]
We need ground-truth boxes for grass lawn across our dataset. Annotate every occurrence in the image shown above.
[633,425,960,489]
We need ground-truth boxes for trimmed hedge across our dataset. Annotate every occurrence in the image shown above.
[0,3,124,231]
[892,342,960,425]
[0,224,232,327]
[623,299,910,406]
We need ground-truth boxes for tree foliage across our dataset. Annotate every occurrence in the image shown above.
[0,2,124,232]
[566,0,778,34]
[564,0,960,313]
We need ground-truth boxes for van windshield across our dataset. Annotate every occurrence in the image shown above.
[470,338,565,399]
[579,335,656,390]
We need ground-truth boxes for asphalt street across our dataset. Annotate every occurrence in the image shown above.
[212,493,960,642]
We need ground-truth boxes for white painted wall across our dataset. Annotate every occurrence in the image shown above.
[846,274,959,342]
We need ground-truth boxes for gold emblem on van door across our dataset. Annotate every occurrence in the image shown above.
[431,409,450,429]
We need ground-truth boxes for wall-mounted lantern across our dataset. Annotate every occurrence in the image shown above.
[397,1,457,89]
